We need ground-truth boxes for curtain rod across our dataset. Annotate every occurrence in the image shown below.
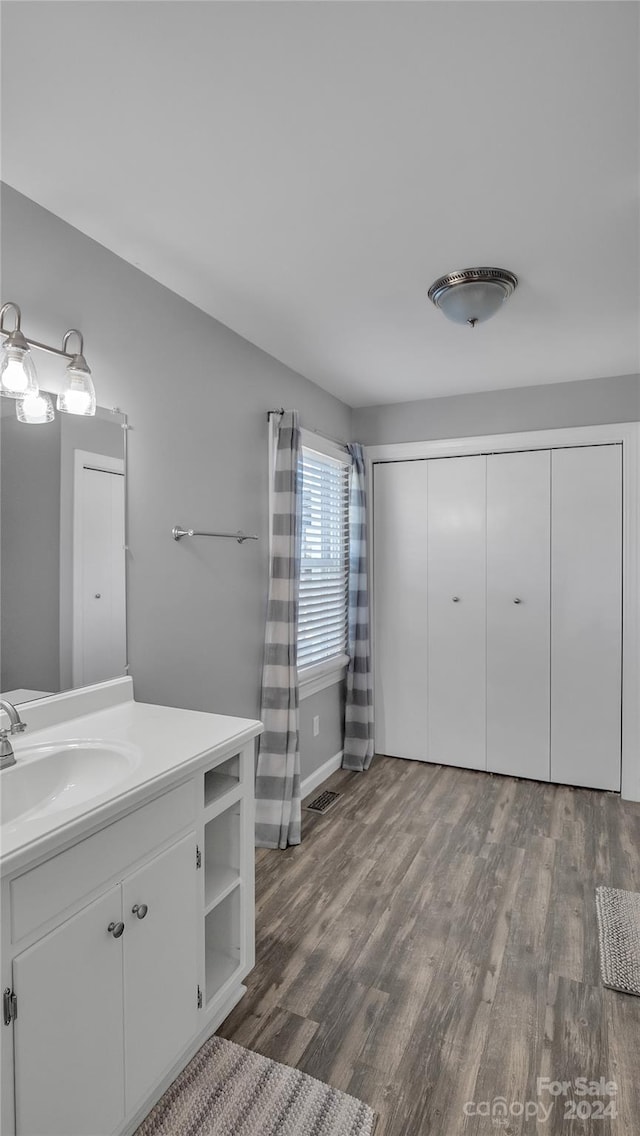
[267,408,349,451]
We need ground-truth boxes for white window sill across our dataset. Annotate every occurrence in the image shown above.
[298,655,349,700]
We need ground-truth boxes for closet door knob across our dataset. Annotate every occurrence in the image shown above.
[452,596,460,603]
[513,597,522,604]
[131,903,148,920]
[107,921,125,938]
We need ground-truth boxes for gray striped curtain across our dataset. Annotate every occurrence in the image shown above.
[255,410,303,849]
[342,443,375,772]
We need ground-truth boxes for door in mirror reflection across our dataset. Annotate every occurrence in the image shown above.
[73,452,126,687]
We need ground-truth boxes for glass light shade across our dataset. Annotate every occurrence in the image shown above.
[428,268,518,327]
[57,366,96,416]
[0,342,39,398]
[435,280,509,325]
[16,390,55,424]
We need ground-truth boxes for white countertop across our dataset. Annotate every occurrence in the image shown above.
[0,678,262,875]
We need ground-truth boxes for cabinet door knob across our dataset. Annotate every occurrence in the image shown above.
[452,596,460,603]
[513,597,522,604]
[131,903,148,920]
[107,921,125,938]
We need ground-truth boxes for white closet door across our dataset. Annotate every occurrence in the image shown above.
[487,450,551,780]
[427,456,486,769]
[374,461,429,760]
[551,445,622,790]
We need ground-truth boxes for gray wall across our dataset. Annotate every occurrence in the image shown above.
[1,401,61,693]
[299,681,346,783]
[353,373,640,445]
[1,183,352,778]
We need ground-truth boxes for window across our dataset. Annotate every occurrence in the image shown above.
[298,446,350,672]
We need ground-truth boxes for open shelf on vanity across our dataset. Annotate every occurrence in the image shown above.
[197,742,253,1022]
[203,801,241,914]
[204,754,240,811]
[204,887,242,1005]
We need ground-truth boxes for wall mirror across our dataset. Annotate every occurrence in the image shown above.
[0,396,128,704]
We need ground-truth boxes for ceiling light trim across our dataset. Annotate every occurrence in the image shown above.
[428,267,518,328]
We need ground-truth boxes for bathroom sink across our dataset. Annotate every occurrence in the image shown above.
[0,740,140,827]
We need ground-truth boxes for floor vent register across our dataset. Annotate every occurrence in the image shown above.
[305,790,341,814]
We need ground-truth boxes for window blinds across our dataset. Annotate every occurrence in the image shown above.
[298,448,350,669]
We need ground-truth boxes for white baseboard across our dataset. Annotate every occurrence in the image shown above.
[301,750,344,800]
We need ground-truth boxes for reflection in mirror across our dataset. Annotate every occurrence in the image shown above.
[0,396,127,704]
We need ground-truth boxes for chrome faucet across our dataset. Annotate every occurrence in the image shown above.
[0,701,27,769]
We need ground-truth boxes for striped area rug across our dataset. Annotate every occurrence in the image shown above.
[135,1035,376,1136]
[596,886,640,996]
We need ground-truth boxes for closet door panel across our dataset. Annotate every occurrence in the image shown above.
[487,450,551,780]
[551,445,622,790]
[427,456,486,769]
[374,461,429,760]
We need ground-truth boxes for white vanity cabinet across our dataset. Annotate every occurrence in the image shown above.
[13,832,199,1136]
[122,834,199,1113]
[1,730,257,1136]
[14,885,127,1136]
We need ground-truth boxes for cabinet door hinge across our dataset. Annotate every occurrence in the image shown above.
[3,988,17,1026]
[196,845,202,870]
[197,985,203,1009]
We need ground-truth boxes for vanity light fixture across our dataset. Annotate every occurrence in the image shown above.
[0,301,96,417]
[0,303,39,399]
[16,391,55,425]
[57,330,96,417]
[427,267,518,328]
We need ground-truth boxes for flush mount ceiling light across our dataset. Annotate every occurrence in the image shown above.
[0,301,96,418]
[428,267,518,328]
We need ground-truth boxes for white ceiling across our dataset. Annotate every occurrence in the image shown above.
[2,1,639,407]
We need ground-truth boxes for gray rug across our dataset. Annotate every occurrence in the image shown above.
[135,1035,376,1136]
[595,886,640,997]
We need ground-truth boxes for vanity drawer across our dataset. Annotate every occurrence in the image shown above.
[10,780,196,943]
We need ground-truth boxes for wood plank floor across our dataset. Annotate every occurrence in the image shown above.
[219,757,640,1135]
